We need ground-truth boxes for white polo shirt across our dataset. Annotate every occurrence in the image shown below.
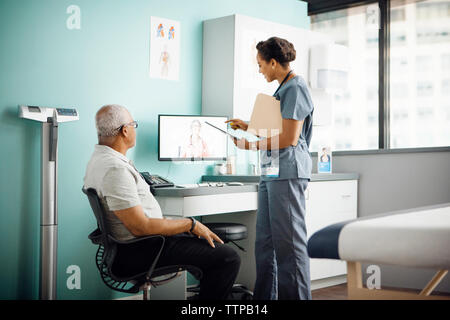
[83,144,163,241]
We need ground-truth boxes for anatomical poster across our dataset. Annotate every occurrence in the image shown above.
[149,16,180,81]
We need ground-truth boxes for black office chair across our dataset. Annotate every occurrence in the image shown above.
[83,187,203,300]
[187,222,254,300]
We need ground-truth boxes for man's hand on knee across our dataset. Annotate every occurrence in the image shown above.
[190,222,224,248]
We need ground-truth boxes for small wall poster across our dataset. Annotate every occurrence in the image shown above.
[318,146,332,173]
[149,16,180,81]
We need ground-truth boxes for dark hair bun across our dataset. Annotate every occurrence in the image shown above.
[256,37,296,67]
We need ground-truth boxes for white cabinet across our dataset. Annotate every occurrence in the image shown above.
[202,14,332,121]
[306,180,358,281]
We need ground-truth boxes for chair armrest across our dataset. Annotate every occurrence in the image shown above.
[108,234,165,245]
[88,229,163,246]
[108,234,166,283]
[88,228,103,245]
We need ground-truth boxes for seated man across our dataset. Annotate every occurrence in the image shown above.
[83,104,240,300]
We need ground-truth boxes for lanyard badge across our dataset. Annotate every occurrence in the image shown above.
[262,166,279,177]
[261,150,280,178]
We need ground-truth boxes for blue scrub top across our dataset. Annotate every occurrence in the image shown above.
[260,75,314,181]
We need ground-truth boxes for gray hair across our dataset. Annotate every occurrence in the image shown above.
[95,104,129,137]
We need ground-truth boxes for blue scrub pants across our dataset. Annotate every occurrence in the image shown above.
[254,178,311,300]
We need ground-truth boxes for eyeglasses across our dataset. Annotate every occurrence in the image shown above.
[116,120,138,132]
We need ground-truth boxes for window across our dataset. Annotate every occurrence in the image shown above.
[416,81,433,97]
[391,7,406,22]
[308,0,450,151]
[390,0,450,148]
[391,57,408,74]
[416,1,450,20]
[416,55,433,73]
[391,83,409,99]
[442,54,450,71]
[310,4,379,152]
[442,79,450,94]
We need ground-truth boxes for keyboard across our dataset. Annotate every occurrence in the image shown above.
[175,182,226,188]
[175,182,244,188]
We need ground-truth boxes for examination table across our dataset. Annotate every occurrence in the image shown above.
[307,203,450,300]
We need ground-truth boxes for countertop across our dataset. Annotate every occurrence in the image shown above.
[153,173,359,197]
[153,183,258,197]
[202,173,359,183]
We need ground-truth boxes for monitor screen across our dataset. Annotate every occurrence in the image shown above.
[158,115,228,161]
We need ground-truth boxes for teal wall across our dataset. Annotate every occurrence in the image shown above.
[0,0,309,299]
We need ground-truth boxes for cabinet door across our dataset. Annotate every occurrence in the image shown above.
[306,180,357,238]
[305,180,358,280]
[310,256,348,281]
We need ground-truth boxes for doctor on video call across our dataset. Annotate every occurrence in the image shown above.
[226,36,315,300]
[180,119,210,158]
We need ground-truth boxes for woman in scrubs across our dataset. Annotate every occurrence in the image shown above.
[226,37,314,300]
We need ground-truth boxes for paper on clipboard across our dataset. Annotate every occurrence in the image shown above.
[247,93,283,138]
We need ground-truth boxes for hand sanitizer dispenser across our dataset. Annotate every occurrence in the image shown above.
[19,105,79,300]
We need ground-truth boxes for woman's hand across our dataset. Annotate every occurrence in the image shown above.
[190,221,224,248]
[225,118,248,131]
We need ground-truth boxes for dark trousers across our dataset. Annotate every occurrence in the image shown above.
[112,234,241,300]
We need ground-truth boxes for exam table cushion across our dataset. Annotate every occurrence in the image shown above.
[307,204,450,269]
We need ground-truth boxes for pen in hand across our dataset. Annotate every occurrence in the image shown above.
[225,119,248,131]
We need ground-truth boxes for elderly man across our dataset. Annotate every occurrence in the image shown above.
[83,104,240,300]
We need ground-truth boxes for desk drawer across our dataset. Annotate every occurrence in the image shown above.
[157,192,258,217]
[305,180,358,240]
[307,180,357,214]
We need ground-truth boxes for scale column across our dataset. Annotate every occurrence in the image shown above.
[40,120,58,300]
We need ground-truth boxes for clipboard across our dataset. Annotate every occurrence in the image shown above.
[247,93,283,138]
[205,121,239,139]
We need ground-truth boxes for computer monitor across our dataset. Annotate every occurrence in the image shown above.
[158,115,228,161]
